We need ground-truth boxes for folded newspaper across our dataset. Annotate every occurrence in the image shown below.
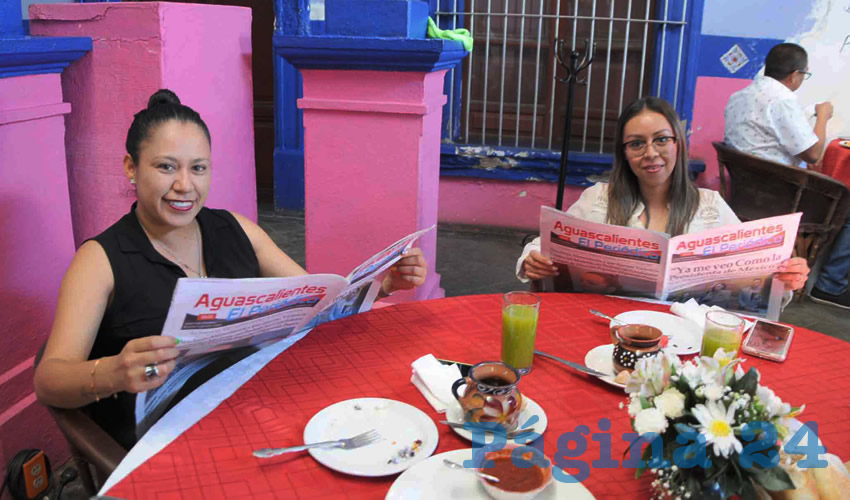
[538,206,802,320]
[135,225,434,434]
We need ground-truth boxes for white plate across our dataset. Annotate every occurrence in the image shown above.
[584,345,626,389]
[611,310,702,355]
[385,448,595,500]
[304,398,438,477]
[444,396,548,442]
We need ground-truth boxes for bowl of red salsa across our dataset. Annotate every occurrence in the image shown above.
[476,445,554,499]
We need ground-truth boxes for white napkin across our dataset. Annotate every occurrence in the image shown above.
[670,298,723,331]
[670,298,754,332]
[411,354,463,413]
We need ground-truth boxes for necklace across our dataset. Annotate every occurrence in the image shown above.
[142,221,206,278]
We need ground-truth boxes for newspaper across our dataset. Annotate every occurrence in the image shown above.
[135,225,434,434]
[539,206,802,320]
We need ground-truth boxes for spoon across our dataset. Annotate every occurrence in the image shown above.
[589,309,626,325]
[443,459,500,483]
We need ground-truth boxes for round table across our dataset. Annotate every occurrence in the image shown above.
[106,294,850,499]
[822,138,850,186]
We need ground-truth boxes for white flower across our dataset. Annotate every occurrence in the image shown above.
[756,385,791,418]
[697,357,723,387]
[628,396,644,417]
[654,388,686,418]
[704,384,724,401]
[634,408,668,435]
[626,352,679,397]
[693,400,743,458]
[679,361,702,388]
[734,365,746,381]
[712,348,736,368]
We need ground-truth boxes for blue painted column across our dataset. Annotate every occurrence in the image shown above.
[272,0,309,211]
[1,2,90,79]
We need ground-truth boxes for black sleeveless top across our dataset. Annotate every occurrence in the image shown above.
[86,204,260,449]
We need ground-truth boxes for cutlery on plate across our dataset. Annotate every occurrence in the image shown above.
[439,421,535,438]
[443,459,500,483]
[253,429,380,458]
[534,349,610,378]
[589,309,626,325]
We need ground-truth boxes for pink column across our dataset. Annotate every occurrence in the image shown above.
[0,73,76,466]
[300,69,447,301]
[29,2,257,246]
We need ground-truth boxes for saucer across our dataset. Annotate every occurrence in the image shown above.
[444,396,548,442]
[385,448,595,499]
[611,310,702,355]
[584,345,626,389]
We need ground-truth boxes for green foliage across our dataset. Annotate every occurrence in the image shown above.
[747,464,795,492]
[732,367,759,396]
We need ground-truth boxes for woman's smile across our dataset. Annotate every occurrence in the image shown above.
[165,199,195,212]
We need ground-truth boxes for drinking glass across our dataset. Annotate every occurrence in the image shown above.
[700,310,745,358]
[501,291,540,374]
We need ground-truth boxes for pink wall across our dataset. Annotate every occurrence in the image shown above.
[0,73,74,467]
[160,3,256,222]
[689,76,751,191]
[299,69,446,300]
[30,2,257,246]
[438,178,583,230]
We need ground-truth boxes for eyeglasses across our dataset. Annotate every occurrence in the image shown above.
[798,70,812,80]
[623,136,677,157]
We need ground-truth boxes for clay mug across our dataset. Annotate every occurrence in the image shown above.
[609,324,663,373]
[450,361,523,432]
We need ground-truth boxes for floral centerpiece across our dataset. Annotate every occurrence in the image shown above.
[622,349,803,499]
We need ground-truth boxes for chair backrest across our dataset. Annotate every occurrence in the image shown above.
[712,141,850,267]
[34,343,127,494]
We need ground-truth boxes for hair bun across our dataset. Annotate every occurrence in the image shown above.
[147,89,181,109]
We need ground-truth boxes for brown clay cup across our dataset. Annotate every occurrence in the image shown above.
[609,324,664,373]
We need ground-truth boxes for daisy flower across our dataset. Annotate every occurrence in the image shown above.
[692,400,742,458]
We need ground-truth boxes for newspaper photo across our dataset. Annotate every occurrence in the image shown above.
[539,206,802,320]
[135,225,434,433]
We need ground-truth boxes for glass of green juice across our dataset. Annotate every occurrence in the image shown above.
[501,291,541,374]
[701,310,745,358]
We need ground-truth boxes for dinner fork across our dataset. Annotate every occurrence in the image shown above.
[253,429,381,458]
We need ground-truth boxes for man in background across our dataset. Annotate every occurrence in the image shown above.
[724,43,832,168]
[725,43,849,309]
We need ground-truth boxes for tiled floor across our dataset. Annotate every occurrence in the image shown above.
[258,209,849,343]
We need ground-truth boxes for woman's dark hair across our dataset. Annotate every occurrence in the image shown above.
[764,43,808,81]
[607,96,699,236]
[125,89,211,164]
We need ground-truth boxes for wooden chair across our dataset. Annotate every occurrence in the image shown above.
[712,141,850,278]
[34,345,128,495]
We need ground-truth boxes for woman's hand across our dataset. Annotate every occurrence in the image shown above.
[108,336,181,393]
[522,251,559,280]
[775,257,810,291]
[382,248,427,295]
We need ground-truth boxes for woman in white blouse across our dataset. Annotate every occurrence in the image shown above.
[518,96,810,291]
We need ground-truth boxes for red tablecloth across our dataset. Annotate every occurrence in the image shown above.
[822,138,850,186]
[107,294,850,499]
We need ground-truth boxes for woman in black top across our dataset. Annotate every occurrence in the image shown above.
[33,90,428,448]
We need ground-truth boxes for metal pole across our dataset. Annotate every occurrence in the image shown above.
[554,40,594,211]
[556,51,579,210]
